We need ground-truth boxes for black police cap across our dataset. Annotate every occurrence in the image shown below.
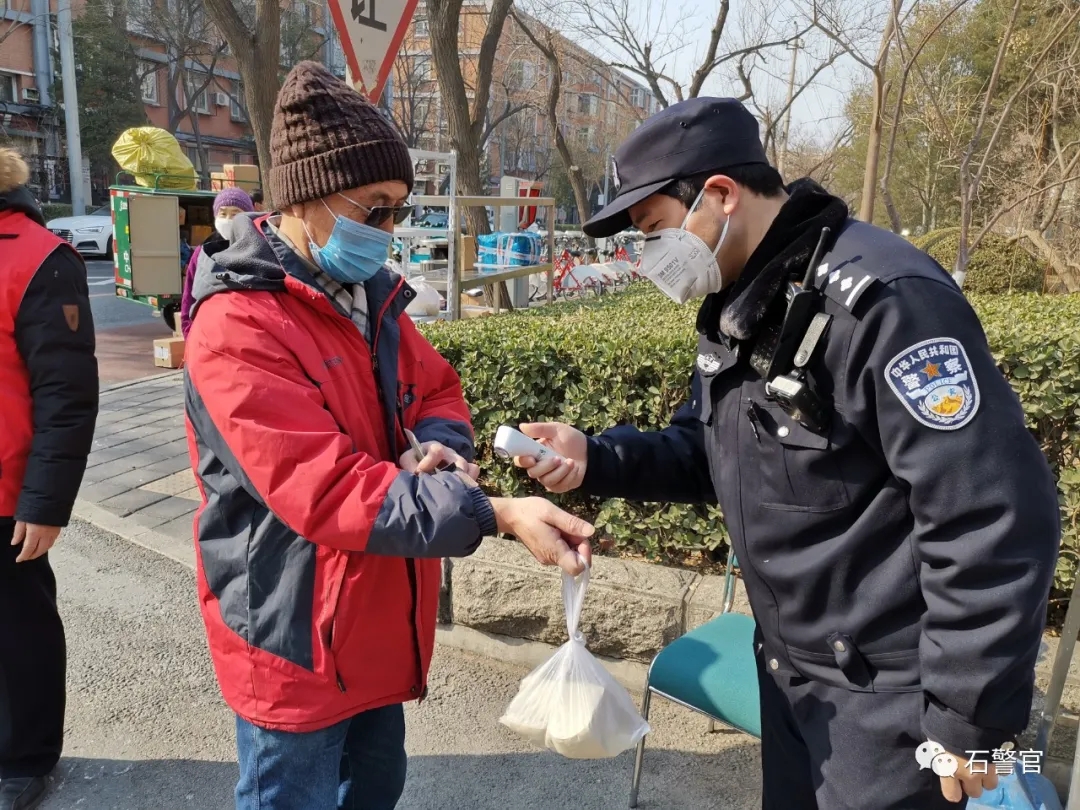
[583,97,769,238]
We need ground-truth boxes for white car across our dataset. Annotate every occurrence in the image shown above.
[46,205,113,257]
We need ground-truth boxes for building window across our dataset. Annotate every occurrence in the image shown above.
[577,93,596,116]
[186,75,210,114]
[332,37,346,74]
[414,17,429,37]
[630,87,646,108]
[0,73,17,104]
[140,64,159,105]
[230,81,246,121]
[414,56,433,83]
[414,99,431,126]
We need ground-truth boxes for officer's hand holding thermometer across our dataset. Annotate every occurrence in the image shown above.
[509,423,589,493]
[403,428,592,576]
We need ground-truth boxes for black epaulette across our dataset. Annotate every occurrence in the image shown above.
[816,261,880,313]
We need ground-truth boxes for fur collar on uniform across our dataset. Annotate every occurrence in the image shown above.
[0,148,45,227]
[697,178,849,343]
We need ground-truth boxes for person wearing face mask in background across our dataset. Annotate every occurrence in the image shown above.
[514,98,1060,809]
[182,61,594,810]
[179,187,254,339]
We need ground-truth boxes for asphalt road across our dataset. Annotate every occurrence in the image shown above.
[43,520,761,810]
[84,259,161,330]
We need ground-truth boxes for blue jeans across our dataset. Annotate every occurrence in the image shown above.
[235,704,407,810]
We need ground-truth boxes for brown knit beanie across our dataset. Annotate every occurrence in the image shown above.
[269,61,414,208]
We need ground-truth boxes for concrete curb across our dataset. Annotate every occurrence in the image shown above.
[447,536,753,664]
[68,500,652,690]
[70,497,1078,701]
[434,624,649,694]
[71,498,195,570]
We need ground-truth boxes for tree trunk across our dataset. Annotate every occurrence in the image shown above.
[428,0,513,307]
[857,2,898,223]
[1022,229,1080,293]
[859,68,890,222]
[237,49,279,201]
[511,12,593,248]
[201,0,279,204]
[190,112,208,183]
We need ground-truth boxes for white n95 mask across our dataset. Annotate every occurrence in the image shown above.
[215,216,235,241]
[639,190,730,304]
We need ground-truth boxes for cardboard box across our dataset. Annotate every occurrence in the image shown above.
[460,235,476,272]
[154,336,185,369]
[211,166,262,194]
[189,224,213,245]
[224,164,261,193]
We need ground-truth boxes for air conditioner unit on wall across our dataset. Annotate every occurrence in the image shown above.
[214,92,229,107]
[22,87,40,103]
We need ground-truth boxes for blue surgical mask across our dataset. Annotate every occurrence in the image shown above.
[305,197,392,284]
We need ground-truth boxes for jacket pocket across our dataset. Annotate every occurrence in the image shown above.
[746,401,849,512]
[786,639,920,693]
[322,552,351,692]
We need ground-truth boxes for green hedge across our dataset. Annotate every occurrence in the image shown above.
[41,203,73,222]
[914,228,1045,293]
[421,286,1080,586]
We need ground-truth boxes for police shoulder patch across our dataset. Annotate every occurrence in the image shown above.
[884,337,980,430]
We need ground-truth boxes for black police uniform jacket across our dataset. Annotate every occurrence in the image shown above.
[580,181,1060,757]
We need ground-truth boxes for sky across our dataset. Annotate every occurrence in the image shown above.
[556,0,892,147]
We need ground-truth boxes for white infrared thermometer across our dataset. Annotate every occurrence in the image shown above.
[493,425,563,462]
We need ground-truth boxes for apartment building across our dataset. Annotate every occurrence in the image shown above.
[0,0,347,201]
[391,0,658,206]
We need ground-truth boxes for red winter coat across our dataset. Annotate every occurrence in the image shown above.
[183,216,495,732]
[0,187,97,525]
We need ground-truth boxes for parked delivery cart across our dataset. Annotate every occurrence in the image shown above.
[110,172,218,331]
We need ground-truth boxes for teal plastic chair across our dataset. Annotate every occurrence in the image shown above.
[629,548,761,808]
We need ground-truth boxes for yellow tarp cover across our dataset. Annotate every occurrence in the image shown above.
[111,127,197,190]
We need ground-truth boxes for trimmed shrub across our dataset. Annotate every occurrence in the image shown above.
[421,286,1080,587]
[916,229,1044,293]
[41,203,74,222]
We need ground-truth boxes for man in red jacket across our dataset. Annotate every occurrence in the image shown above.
[183,62,593,810]
[0,148,98,810]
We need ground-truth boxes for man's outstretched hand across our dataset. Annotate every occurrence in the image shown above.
[514,422,588,494]
[12,522,61,563]
[399,440,481,482]
[491,497,593,575]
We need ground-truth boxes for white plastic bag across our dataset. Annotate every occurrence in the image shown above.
[499,566,650,759]
[405,276,442,317]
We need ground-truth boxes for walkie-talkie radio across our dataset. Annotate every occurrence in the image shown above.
[762,227,834,434]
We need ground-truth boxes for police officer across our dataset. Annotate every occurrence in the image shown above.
[515,98,1060,809]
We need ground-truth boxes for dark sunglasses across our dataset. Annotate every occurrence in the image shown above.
[338,193,414,228]
[364,203,414,228]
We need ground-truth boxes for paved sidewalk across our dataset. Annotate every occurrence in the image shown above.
[48,519,761,810]
[80,372,198,542]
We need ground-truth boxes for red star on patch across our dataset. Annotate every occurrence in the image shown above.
[922,361,941,379]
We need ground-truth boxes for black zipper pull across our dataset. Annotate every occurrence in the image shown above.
[746,403,761,442]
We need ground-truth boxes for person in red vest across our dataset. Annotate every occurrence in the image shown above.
[0,148,98,810]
